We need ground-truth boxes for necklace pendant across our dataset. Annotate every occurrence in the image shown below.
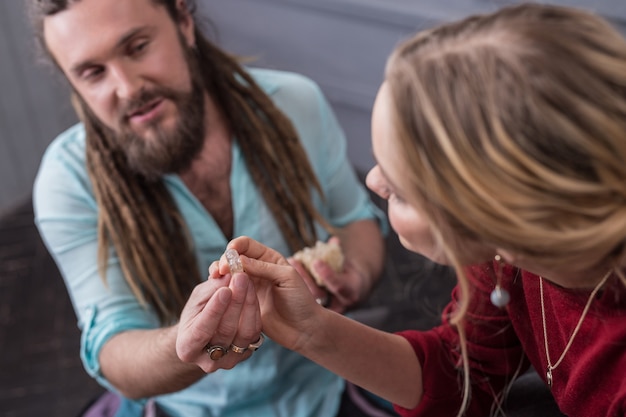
[546,367,553,389]
[490,286,510,308]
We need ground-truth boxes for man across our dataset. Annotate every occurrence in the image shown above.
[30,0,386,416]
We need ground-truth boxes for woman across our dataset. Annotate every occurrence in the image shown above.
[210,4,626,416]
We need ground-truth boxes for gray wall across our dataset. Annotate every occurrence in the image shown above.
[1,0,625,214]
[0,2,77,214]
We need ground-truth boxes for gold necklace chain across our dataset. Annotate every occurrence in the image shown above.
[539,270,612,389]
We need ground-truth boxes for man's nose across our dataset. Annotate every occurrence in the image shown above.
[110,64,143,101]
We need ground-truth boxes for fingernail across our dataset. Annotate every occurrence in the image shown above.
[217,288,232,304]
[232,273,248,289]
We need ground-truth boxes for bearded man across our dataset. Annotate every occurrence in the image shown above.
[31,0,388,416]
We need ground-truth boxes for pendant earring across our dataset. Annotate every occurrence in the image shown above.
[490,254,510,308]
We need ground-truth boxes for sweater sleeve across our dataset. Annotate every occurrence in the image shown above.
[393,262,529,417]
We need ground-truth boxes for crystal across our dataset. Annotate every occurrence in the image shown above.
[224,248,244,274]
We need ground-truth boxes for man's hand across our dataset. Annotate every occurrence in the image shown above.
[176,271,263,373]
[289,236,365,313]
[213,237,325,353]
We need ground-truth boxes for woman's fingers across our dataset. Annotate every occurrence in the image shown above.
[228,236,289,266]
[288,258,329,301]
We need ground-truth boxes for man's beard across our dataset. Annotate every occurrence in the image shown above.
[118,74,206,181]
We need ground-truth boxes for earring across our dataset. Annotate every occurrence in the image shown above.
[490,254,510,308]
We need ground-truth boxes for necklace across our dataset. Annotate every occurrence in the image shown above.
[539,270,612,388]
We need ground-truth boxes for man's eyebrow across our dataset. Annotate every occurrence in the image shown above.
[70,27,147,76]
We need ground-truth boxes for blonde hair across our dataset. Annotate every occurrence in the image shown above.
[385,3,626,414]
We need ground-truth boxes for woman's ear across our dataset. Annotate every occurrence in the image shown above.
[495,249,517,264]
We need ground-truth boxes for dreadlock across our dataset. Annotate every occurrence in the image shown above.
[75,94,197,325]
[37,0,333,324]
[194,36,333,249]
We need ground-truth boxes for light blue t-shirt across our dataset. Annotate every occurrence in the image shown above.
[33,68,385,417]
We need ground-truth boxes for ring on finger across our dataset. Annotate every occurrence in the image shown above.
[206,345,228,361]
[230,333,265,354]
[229,343,248,354]
[248,334,265,352]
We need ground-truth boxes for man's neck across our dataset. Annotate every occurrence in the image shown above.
[179,93,232,187]
[178,93,235,239]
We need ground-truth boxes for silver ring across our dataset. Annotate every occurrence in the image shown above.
[206,345,228,361]
[248,334,265,351]
[229,343,248,354]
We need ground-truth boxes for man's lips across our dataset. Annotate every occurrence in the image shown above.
[127,98,165,124]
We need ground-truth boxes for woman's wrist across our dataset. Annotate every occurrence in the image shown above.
[295,306,339,357]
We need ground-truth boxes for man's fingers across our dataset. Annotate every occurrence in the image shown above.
[177,287,232,362]
[230,279,262,353]
[211,274,249,342]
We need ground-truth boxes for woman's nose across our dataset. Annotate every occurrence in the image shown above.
[365,166,385,198]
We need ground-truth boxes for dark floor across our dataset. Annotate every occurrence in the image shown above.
[0,196,458,417]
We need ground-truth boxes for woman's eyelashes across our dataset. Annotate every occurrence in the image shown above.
[389,192,405,204]
[380,185,405,204]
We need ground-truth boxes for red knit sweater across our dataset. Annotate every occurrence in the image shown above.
[394,262,626,417]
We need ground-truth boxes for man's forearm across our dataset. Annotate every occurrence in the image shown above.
[99,326,205,399]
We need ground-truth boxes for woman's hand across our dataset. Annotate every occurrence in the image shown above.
[213,236,325,352]
[176,271,263,373]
